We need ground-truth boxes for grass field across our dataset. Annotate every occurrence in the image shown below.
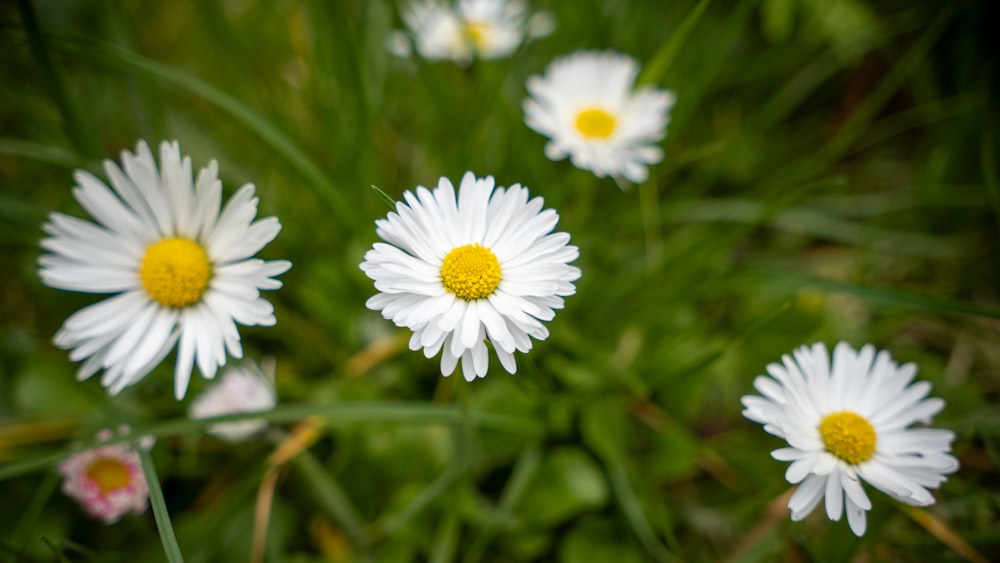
[1,0,998,561]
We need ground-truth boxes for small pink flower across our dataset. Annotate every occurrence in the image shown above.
[59,429,149,524]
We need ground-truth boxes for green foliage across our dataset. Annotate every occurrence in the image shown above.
[1,0,999,561]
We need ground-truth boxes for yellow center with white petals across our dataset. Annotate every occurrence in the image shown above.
[574,107,617,139]
[140,238,211,307]
[464,21,490,51]
[819,411,877,465]
[86,457,131,494]
[441,243,501,300]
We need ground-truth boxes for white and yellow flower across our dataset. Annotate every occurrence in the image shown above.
[39,140,291,399]
[523,50,676,183]
[741,341,959,536]
[360,172,580,380]
[59,428,149,525]
[393,0,554,63]
[189,359,277,442]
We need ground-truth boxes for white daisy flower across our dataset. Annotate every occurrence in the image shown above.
[189,359,277,442]
[360,172,580,380]
[523,50,676,184]
[741,341,959,536]
[39,140,292,399]
[395,0,553,63]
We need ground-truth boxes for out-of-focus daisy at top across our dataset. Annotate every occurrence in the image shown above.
[38,140,291,399]
[741,341,959,536]
[360,172,580,380]
[189,358,277,442]
[523,50,676,184]
[388,0,554,63]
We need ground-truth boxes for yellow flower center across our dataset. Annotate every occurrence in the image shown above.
[441,243,501,300]
[464,21,490,50]
[574,107,617,139]
[140,238,211,307]
[86,457,131,494]
[819,411,877,465]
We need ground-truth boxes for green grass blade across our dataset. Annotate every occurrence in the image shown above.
[40,537,74,563]
[0,138,79,167]
[371,184,398,209]
[981,128,1000,237]
[372,461,464,539]
[638,0,711,86]
[463,444,542,563]
[739,272,1000,320]
[429,512,459,563]
[12,471,60,552]
[0,402,541,482]
[15,0,98,158]
[605,455,678,562]
[45,38,353,225]
[138,448,185,563]
[293,450,368,546]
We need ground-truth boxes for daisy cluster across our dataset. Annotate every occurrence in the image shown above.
[34,0,959,541]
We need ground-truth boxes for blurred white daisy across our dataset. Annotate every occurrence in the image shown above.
[741,341,959,536]
[189,359,277,442]
[360,172,580,380]
[392,0,554,63]
[39,140,291,399]
[59,428,149,524]
[523,50,676,183]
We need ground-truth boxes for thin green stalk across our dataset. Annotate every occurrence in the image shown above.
[40,537,74,563]
[293,450,368,546]
[13,471,60,552]
[370,459,464,539]
[138,448,184,563]
[16,0,99,158]
[742,273,1000,320]
[42,36,353,226]
[638,178,662,274]
[0,402,540,483]
[980,128,1000,239]
[0,138,79,167]
[605,454,678,562]
[638,0,711,85]
[463,444,542,563]
[429,512,460,563]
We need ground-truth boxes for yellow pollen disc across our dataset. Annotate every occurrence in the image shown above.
[140,238,211,308]
[819,411,877,465]
[441,243,501,300]
[464,22,490,50]
[86,457,131,494]
[574,107,617,139]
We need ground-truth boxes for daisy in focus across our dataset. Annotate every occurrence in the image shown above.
[360,172,580,380]
[38,140,291,399]
[189,359,277,442]
[59,428,150,525]
[741,341,959,536]
[523,50,676,184]
[389,0,554,63]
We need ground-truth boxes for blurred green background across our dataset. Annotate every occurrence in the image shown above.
[2,0,999,561]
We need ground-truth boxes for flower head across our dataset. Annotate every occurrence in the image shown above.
[59,429,149,524]
[741,342,959,536]
[360,172,580,380]
[39,140,291,399]
[393,0,553,63]
[523,50,676,183]
[189,359,277,442]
